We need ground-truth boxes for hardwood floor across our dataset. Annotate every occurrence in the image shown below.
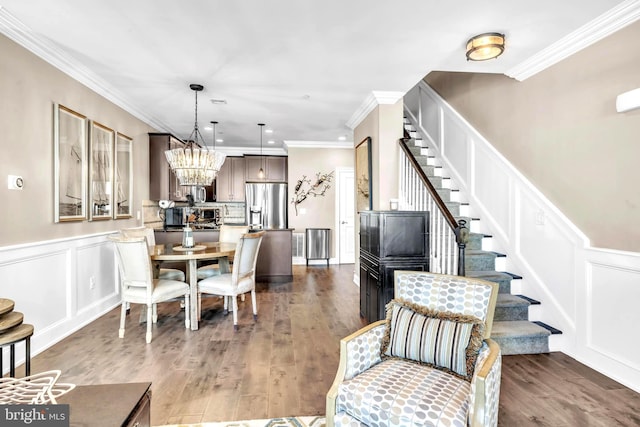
[29,265,640,426]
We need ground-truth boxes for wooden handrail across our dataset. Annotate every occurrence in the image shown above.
[398,138,468,275]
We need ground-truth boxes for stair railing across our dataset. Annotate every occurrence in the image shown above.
[398,137,468,276]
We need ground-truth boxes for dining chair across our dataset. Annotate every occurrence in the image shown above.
[197,231,264,330]
[121,226,185,281]
[197,224,249,280]
[109,235,190,343]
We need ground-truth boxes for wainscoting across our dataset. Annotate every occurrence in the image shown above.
[0,232,120,374]
[404,81,640,393]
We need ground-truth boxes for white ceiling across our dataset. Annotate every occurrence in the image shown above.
[0,0,634,153]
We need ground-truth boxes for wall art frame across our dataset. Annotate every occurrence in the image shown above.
[89,120,115,220]
[355,136,372,212]
[114,132,133,219]
[53,104,88,222]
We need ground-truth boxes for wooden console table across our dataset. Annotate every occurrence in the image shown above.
[58,382,151,427]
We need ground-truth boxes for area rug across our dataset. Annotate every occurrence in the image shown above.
[156,416,326,427]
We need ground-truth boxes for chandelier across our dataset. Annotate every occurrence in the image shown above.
[164,84,226,186]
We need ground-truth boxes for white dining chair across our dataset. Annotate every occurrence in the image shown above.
[121,226,186,281]
[197,225,249,279]
[197,231,264,330]
[109,235,190,343]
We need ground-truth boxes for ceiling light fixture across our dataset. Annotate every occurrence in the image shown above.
[257,123,265,179]
[466,33,505,61]
[165,84,226,186]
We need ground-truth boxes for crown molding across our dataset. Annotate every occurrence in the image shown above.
[346,90,404,129]
[0,7,173,133]
[283,140,353,149]
[506,0,640,81]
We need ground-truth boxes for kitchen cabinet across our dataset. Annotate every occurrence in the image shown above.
[244,155,288,182]
[359,210,430,323]
[216,156,246,202]
[149,133,187,201]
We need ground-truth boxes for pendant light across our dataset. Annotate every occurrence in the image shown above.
[210,120,219,150]
[257,123,265,179]
[164,84,226,186]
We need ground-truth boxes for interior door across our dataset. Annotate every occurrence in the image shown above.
[336,167,355,264]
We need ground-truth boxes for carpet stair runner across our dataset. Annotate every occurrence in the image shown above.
[403,117,562,355]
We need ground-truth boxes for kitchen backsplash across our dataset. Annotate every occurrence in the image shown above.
[142,199,246,229]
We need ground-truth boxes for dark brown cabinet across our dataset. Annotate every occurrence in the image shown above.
[244,155,287,182]
[359,210,429,323]
[216,156,246,202]
[149,133,187,201]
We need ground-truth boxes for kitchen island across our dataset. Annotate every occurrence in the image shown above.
[154,228,292,283]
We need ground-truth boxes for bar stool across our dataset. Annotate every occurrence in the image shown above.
[0,298,33,377]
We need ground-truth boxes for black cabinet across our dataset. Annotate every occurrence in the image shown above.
[359,211,429,323]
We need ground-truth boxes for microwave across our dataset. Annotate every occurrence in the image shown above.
[164,207,185,229]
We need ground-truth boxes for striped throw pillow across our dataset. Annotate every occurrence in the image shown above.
[381,299,485,380]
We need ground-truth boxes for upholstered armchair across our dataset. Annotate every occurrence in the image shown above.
[326,271,501,427]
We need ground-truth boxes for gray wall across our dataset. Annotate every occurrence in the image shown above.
[0,34,154,246]
[425,20,640,252]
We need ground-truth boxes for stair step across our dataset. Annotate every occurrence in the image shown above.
[532,321,563,335]
[465,270,518,294]
[491,321,551,355]
[514,294,540,305]
[495,294,531,321]
[467,232,490,250]
[420,164,441,177]
[465,250,498,271]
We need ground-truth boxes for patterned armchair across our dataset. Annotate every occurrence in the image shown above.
[326,271,501,427]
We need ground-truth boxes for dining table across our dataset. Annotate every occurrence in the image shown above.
[150,241,236,331]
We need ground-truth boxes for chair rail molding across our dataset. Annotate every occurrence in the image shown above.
[404,80,640,393]
[0,232,120,374]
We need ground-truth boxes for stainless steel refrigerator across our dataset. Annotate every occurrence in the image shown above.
[245,182,288,229]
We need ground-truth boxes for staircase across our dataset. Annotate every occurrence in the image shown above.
[402,118,561,355]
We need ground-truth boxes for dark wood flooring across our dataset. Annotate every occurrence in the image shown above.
[27,265,640,426]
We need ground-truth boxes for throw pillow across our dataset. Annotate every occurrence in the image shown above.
[380,298,485,381]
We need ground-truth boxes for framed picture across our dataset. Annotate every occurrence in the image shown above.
[355,136,372,212]
[89,121,115,220]
[114,133,133,219]
[54,104,88,222]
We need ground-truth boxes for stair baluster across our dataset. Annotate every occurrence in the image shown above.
[399,137,467,275]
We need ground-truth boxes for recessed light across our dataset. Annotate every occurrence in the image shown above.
[265,129,273,134]
[338,136,346,141]
[216,138,224,143]
[267,140,275,144]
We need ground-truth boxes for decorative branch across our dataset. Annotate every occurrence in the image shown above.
[290,171,334,215]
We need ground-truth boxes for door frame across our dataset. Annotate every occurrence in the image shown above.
[335,166,355,264]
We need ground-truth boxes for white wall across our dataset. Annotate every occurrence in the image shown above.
[405,81,640,393]
[0,233,120,373]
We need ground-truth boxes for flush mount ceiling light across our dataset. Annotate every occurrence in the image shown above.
[466,32,505,61]
[165,84,226,186]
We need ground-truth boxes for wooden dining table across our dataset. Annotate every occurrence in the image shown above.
[150,241,236,330]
